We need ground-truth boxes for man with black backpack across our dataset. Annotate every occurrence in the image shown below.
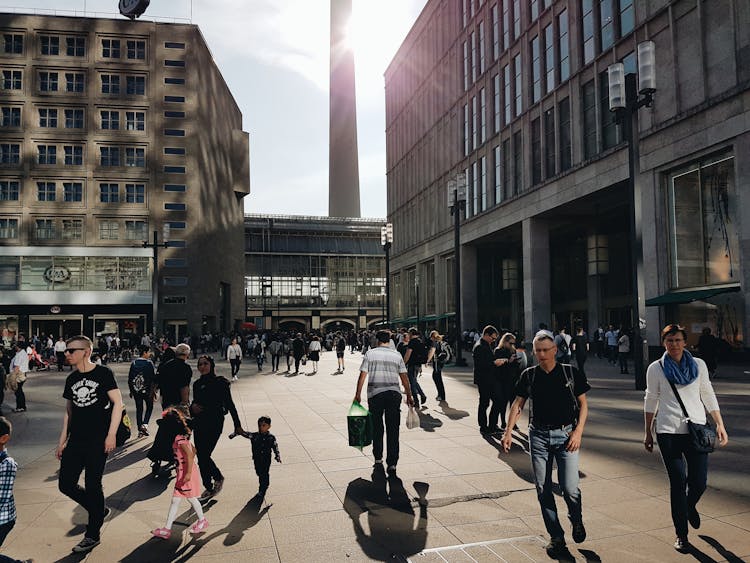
[501,330,590,557]
[403,327,428,408]
[128,346,155,437]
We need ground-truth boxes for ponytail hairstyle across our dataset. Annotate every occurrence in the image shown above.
[161,406,192,437]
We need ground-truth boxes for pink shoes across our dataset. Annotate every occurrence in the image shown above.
[189,518,209,535]
[151,527,171,540]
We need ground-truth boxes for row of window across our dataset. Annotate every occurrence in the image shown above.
[0,180,188,203]
[1,71,188,96]
[0,143,188,168]
[3,32,185,59]
[0,106,187,130]
[0,217,187,242]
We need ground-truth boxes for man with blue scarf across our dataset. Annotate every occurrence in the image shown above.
[643,324,729,553]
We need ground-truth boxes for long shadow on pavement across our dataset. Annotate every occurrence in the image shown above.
[435,400,469,420]
[697,535,745,563]
[343,464,429,561]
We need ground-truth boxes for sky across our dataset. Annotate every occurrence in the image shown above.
[12,0,428,218]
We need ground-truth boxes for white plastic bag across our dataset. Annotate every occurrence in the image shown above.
[406,407,419,430]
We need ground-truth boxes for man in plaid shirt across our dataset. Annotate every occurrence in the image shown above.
[0,416,30,563]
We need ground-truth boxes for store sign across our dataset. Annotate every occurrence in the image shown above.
[44,266,71,283]
[50,306,61,314]
[119,0,150,19]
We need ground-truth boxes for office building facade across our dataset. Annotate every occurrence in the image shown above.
[0,13,249,343]
[385,0,748,350]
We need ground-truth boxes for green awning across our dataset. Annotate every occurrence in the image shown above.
[645,285,741,306]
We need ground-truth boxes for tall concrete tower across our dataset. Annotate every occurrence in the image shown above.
[329,0,361,218]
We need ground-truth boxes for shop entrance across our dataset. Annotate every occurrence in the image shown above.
[165,320,188,343]
[29,316,84,340]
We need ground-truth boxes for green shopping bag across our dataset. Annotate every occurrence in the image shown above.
[347,401,373,449]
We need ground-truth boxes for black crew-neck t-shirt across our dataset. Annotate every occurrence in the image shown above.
[157,359,192,407]
[63,364,118,445]
[514,363,590,426]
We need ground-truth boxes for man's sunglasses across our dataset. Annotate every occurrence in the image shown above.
[64,348,86,354]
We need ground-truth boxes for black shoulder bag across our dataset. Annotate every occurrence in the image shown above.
[661,362,716,453]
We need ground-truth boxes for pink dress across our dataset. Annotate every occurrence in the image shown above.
[173,435,201,498]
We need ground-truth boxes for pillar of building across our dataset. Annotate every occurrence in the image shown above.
[734,131,750,347]
[329,0,361,218]
[461,245,478,332]
[522,218,551,342]
[586,228,605,334]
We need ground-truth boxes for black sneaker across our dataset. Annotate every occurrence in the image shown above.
[72,537,100,553]
[674,536,689,552]
[572,520,586,543]
[545,537,566,556]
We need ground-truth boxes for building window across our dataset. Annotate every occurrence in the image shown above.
[37,181,56,201]
[493,74,501,133]
[101,110,120,130]
[38,108,57,127]
[63,181,83,202]
[582,80,597,159]
[164,202,186,211]
[544,108,555,178]
[479,156,487,212]
[126,111,145,131]
[1,107,21,127]
[164,165,185,174]
[620,0,634,35]
[164,129,185,137]
[39,71,58,92]
[559,9,570,82]
[668,154,739,288]
[582,0,595,64]
[125,183,145,203]
[471,162,478,216]
[462,0,469,27]
[100,147,121,166]
[164,77,185,85]
[513,131,523,195]
[503,64,511,124]
[38,145,56,165]
[514,53,522,116]
[164,42,185,49]
[125,147,145,167]
[492,4,499,59]
[102,38,120,58]
[125,220,147,240]
[531,118,541,185]
[166,240,186,248]
[61,219,83,240]
[126,75,145,95]
[531,36,541,104]
[101,74,120,94]
[470,31,477,83]
[63,145,83,166]
[0,180,19,200]
[99,183,119,203]
[0,144,20,164]
[66,37,85,57]
[462,40,469,91]
[164,184,186,192]
[559,97,571,171]
[164,95,185,103]
[502,0,510,50]
[164,258,187,267]
[99,220,119,240]
[3,34,23,54]
[65,72,84,92]
[2,70,22,90]
[600,70,620,149]
[167,221,186,230]
[463,103,470,156]
[164,60,185,67]
[478,21,486,75]
[164,147,185,155]
[480,88,487,144]
[471,96,478,149]
[544,24,554,94]
[512,0,520,39]
[65,108,84,128]
[40,35,59,55]
[493,145,502,204]
[0,218,18,239]
[600,0,615,52]
[126,40,146,59]
[163,276,188,286]
[35,219,55,239]
[164,110,185,118]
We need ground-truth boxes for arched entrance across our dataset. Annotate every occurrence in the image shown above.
[321,318,355,333]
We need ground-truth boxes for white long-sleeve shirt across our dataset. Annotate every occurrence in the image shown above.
[10,350,28,374]
[644,356,720,434]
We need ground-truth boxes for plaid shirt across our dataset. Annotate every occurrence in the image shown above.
[0,450,17,525]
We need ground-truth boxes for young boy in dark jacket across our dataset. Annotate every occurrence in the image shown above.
[243,416,281,499]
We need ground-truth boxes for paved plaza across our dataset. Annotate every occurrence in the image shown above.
[1,351,748,562]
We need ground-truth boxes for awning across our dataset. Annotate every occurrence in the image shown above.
[645,285,741,306]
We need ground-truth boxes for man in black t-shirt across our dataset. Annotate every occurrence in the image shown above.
[403,327,428,408]
[501,330,590,557]
[56,335,123,554]
[155,343,192,410]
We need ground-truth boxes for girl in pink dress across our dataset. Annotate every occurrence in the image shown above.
[151,408,208,539]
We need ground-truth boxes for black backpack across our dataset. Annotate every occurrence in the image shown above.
[411,339,428,365]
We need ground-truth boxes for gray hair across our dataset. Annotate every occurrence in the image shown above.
[532,330,554,346]
[174,343,191,357]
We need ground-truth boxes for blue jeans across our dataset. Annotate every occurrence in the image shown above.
[657,433,708,538]
[367,390,402,466]
[529,425,583,541]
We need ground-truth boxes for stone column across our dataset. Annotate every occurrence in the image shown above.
[461,244,478,331]
[522,218,551,342]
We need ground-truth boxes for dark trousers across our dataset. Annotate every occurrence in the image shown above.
[271,354,281,371]
[432,364,446,400]
[607,345,617,363]
[229,358,241,376]
[293,355,303,373]
[407,365,426,405]
[255,461,270,494]
[618,352,629,373]
[14,381,25,410]
[477,380,501,431]
[575,355,587,377]
[194,418,224,491]
[0,520,23,563]
[56,351,66,371]
[657,433,708,538]
[498,376,517,427]
[133,394,153,427]
[58,442,108,541]
[368,390,402,466]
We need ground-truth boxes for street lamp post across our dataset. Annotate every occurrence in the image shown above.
[143,224,170,337]
[380,223,393,327]
[448,173,468,367]
[608,40,656,391]
[415,272,420,334]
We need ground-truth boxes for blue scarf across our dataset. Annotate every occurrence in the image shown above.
[661,350,699,385]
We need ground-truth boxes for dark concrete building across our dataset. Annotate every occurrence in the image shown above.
[384,0,748,351]
[0,13,249,343]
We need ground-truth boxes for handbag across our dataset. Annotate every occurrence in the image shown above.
[406,407,420,429]
[665,375,716,454]
[114,407,132,447]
